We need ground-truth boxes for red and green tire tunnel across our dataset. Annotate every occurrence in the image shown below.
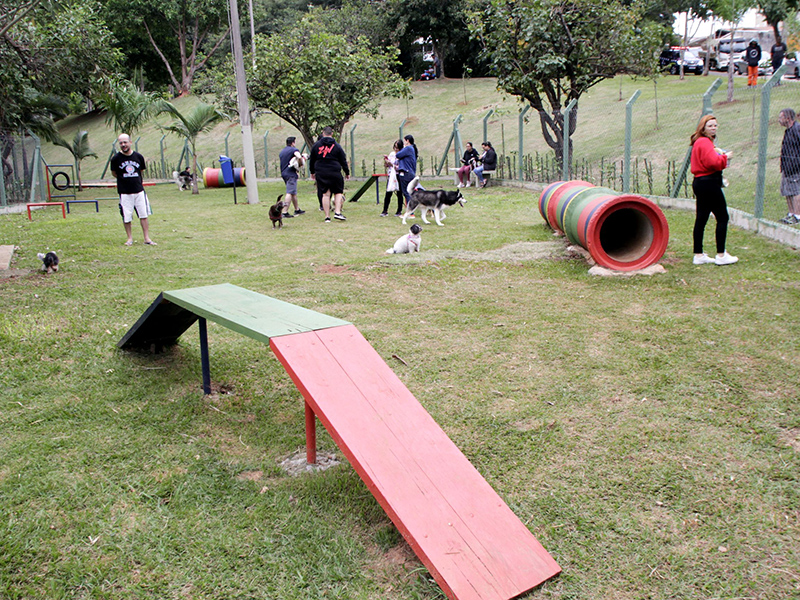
[539,180,670,271]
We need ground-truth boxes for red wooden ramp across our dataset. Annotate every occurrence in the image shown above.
[271,324,561,600]
[119,285,560,599]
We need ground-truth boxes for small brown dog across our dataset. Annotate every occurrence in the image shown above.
[269,195,284,228]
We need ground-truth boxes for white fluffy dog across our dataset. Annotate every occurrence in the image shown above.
[386,224,422,254]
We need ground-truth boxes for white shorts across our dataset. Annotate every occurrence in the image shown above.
[119,191,151,223]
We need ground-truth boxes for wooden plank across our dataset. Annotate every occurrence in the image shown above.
[117,293,199,351]
[163,284,349,344]
[270,325,560,600]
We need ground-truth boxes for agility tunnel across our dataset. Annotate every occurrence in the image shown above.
[202,167,246,188]
[538,180,669,271]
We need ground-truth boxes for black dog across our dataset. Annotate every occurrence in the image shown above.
[269,195,284,228]
[37,251,59,274]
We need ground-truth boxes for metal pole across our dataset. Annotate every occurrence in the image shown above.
[0,151,5,206]
[134,136,141,152]
[483,109,495,144]
[754,64,787,218]
[199,318,211,395]
[229,0,260,204]
[349,123,357,173]
[263,130,269,176]
[160,135,166,178]
[224,131,230,158]
[518,105,530,180]
[623,90,641,193]
[562,99,577,182]
[305,402,317,464]
[399,118,407,140]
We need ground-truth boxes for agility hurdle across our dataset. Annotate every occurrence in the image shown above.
[119,284,560,600]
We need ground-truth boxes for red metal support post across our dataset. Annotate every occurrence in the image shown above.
[305,401,317,464]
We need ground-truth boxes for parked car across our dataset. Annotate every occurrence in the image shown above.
[659,47,703,75]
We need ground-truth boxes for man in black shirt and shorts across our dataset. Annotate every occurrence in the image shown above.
[110,133,156,246]
[309,127,350,222]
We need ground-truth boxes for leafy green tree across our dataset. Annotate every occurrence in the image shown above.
[758,0,798,45]
[471,0,663,166]
[246,11,410,150]
[102,0,230,96]
[53,131,98,191]
[158,102,226,193]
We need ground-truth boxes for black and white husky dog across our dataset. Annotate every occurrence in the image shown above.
[402,177,465,226]
[386,224,422,254]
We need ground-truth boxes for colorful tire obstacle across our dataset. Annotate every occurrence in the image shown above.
[202,167,246,188]
[539,180,669,271]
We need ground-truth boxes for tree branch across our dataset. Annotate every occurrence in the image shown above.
[143,20,180,91]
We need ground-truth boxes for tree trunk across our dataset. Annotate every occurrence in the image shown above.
[192,149,199,194]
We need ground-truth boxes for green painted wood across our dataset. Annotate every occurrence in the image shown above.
[162,284,350,344]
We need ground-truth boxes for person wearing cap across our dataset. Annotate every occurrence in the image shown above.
[745,38,762,87]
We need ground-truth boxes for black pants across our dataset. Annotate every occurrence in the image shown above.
[397,171,415,203]
[692,175,729,254]
[383,190,403,214]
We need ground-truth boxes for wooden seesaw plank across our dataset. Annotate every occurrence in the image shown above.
[271,325,561,600]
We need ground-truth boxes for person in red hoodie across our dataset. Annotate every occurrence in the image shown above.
[690,115,738,266]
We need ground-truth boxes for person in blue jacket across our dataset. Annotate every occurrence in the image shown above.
[395,134,418,204]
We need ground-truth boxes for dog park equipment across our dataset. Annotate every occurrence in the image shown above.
[26,202,66,220]
[539,180,669,271]
[119,284,561,600]
[348,173,385,203]
[65,199,99,214]
[202,165,246,188]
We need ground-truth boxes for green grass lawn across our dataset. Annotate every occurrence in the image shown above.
[1,179,799,599]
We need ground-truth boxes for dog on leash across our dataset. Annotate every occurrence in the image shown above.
[386,224,422,254]
[269,195,284,228]
[402,177,465,226]
[172,169,193,191]
[37,251,59,274]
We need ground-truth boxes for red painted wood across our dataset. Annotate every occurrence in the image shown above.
[305,402,316,464]
[270,325,560,600]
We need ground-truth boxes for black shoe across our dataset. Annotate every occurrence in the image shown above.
[282,212,294,218]
[294,209,306,215]
[324,217,331,222]
[333,213,346,221]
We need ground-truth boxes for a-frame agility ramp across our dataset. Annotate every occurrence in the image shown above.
[119,284,561,600]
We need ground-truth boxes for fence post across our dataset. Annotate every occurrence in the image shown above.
[754,64,787,218]
[483,109,494,145]
[224,132,230,158]
[623,89,641,193]
[671,78,722,197]
[0,151,5,206]
[160,135,166,178]
[436,115,461,176]
[454,114,463,159]
[562,99,577,182]
[101,142,116,179]
[349,124,357,172]
[134,136,141,152]
[399,118,407,140]
[518,105,530,180]
[264,129,269,177]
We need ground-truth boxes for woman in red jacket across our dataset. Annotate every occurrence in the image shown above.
[690,115,738,266]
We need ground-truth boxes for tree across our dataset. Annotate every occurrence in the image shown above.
[758,0,798,45]
[471,0,663,166]
[159,101,226,194]
[103,0,230,96]
[96,79,161,135]
[246,11,410,150]
[53,131,98,191]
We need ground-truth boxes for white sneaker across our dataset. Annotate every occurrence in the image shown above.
[457,183,463,188]
[465,182,471,187]
[715,252,739,266]
[693,253,715,265]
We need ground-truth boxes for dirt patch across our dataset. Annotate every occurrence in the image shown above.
[0,268,34,281]
[381,241,564,265]
[777,427,800,452]
[279,448,341,476]
[315,264,350,274]
[236,470,264,481]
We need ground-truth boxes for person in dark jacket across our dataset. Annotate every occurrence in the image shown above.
[473,141,497,188]
[456,142,480,187]
[771,39,788,72]
[395,134,418,204]
[746,39,762,87]
[778,108,800,225]
[309,126,350,222]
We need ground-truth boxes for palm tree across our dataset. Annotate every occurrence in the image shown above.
[158,102,226,194]
[52,130,97,191]
[96,79,160,135]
